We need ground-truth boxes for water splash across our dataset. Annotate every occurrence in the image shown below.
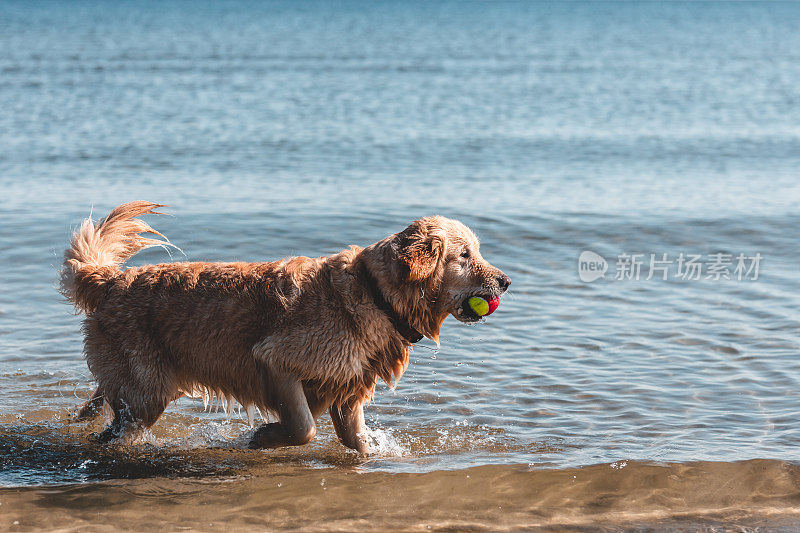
[163,421,253,449]
[364,427,407,457]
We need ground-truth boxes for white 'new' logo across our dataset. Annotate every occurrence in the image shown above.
[578,251,607,282]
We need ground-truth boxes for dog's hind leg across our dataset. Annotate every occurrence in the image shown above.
[92,365,180,443]
[94,388,178,444]
[94,395,138,443]
[72,386,104,421]
[248,369,317,449]
[330,398,371,454]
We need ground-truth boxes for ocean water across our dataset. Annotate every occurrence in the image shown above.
[2,1,800,530]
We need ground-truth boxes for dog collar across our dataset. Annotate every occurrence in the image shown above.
[360,263,423,345]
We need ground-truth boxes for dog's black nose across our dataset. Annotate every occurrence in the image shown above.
[497,273,511,291]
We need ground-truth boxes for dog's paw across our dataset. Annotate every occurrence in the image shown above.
[90,428,118,444]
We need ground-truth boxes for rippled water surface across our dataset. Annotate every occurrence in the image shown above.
[2,1,800,530]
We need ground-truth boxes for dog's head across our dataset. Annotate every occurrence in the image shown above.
[372,216,510,342]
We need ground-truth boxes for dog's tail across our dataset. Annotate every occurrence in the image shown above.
[60,201,171,314]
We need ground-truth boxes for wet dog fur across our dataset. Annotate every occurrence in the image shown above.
[61,202,510,453]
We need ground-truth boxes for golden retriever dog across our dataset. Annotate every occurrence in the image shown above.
[60,202,510,453]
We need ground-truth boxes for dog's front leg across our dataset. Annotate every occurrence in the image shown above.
[248,370,316,449]
[72,386,104,421]
[330,399,371,454]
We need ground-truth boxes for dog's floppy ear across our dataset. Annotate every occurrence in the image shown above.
[396,219,446,282]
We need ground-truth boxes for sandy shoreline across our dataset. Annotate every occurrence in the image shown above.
[2,458,800,531]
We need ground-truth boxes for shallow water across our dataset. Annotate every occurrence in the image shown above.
[2,0,800,530]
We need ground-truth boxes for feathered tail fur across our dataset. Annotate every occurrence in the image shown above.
[60,201,170,314]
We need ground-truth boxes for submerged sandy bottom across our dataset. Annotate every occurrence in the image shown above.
[3,458,800,531]
[1,419,800,531]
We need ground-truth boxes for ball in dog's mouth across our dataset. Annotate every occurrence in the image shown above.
[455,295,501,322]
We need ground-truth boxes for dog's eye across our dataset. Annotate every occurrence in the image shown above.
[460,249,470,259]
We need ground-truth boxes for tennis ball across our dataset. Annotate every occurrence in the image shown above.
[468,296,490,316]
